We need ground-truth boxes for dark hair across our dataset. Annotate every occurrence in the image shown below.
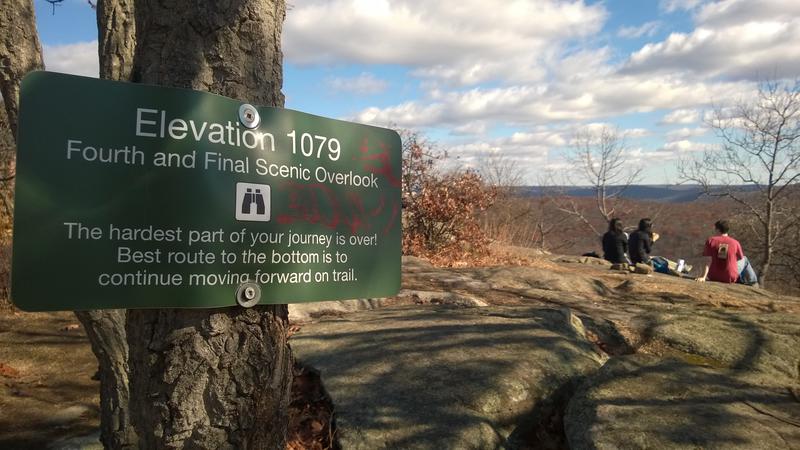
[638,218,652,233]
[715,220,730,234]
[608,218,624,234]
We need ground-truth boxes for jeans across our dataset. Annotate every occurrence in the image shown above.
[737,256,758,285]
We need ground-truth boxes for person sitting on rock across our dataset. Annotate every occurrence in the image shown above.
[602,218,630,265]
[628,218,659,265]
[696,219,746,284]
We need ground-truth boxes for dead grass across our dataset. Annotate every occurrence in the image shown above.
[0,310,338,449]
[0,311,99,449]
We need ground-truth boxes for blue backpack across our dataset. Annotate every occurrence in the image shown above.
[651,256,670,274]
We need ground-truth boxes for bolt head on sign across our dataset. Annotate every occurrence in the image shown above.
[238,104,260,129]
[11,72,401,311]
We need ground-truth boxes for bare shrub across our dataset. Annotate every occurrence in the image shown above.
[400,130,496,263]
[0,106,14,307]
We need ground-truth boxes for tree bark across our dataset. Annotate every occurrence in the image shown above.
[0,0,44,140]
[126,307,292,449]
[75,310,137,448]
[125,1,291,448]
[73,2,140,447]
[97,0,136,80]
[132,0,284,106]
[761,206,772,287]
[2,1,291,447]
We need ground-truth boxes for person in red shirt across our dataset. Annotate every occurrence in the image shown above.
[696,220,744,283]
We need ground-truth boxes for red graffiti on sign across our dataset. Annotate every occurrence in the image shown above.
[276,137,400,235]
[276,182,399,236]
[355,138,401,188]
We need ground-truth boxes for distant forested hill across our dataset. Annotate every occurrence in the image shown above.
[516,185,761,203]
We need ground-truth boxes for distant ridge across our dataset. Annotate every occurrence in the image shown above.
[516,185,760,203]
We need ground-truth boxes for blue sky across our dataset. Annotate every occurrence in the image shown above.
[34,0,800,184]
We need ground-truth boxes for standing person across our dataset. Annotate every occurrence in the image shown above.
[696,220,744,284]
[628,218,659,265]
[602,218,629,264]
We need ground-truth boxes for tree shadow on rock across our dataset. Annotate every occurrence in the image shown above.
[292,305,606,449]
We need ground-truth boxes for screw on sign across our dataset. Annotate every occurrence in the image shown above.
[235,283,261,308]
[238,103,260,129]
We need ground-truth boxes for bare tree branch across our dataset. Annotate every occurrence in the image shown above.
[681,79,800,286]
[560,125,643,228]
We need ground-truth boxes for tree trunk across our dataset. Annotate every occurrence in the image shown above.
[75,310,137,448]
[759,198,774,287]
[131,0,284,106]
[73,2,140,447]
[4,1,291,448]
[125,1,291,448]
[126,307,292,449]
[0,0,44,140]
[0,0,42,323]
[761,224,772,287]
[97,0,136,80]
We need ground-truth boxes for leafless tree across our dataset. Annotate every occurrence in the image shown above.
[680,80,800,287]
[543,126,642,236]
[477,151,526,191]
[474,152,540,247]
[570,126,642,221]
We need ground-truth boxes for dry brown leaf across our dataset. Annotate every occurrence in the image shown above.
[0,362,21,378]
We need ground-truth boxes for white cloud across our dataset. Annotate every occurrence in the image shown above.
[660,0,705,13]
[625,1,800,80]
[439,126,569,171]
[660,108,701,124]
[666,127,708,141]
[42,40,98,78]
[627,147,683,164]
[622,128,650,138]
[618,21,661,39]
[661,139,708,153]
[445,135,554,182]
[625,139,711,167]
[278,0,798,183]
[354,76,745,129]
[450,121,488,136]
[284,0,606,85]
[325,72,388,95]
[508,129,567,148]
[287,0,763,138]
[696,0,800,27]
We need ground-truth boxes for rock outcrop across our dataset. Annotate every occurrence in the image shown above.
[291,306,606,449]
[565,355,800,450]
[290,255,800,449]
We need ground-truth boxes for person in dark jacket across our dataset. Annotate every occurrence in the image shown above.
[602,218,629,264]
[628,218,658,265]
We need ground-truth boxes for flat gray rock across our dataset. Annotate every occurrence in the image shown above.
[289,298,392,323]
[632,309,800,385]
[565,355,800,450]
[48,431,102,450]
[291,305,607,449]
[289,256,800,448]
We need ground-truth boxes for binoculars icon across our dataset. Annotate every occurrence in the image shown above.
[241,188,266,215]
[236,183,271,222]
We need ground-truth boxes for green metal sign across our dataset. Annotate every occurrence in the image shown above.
[12,72,401,311]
